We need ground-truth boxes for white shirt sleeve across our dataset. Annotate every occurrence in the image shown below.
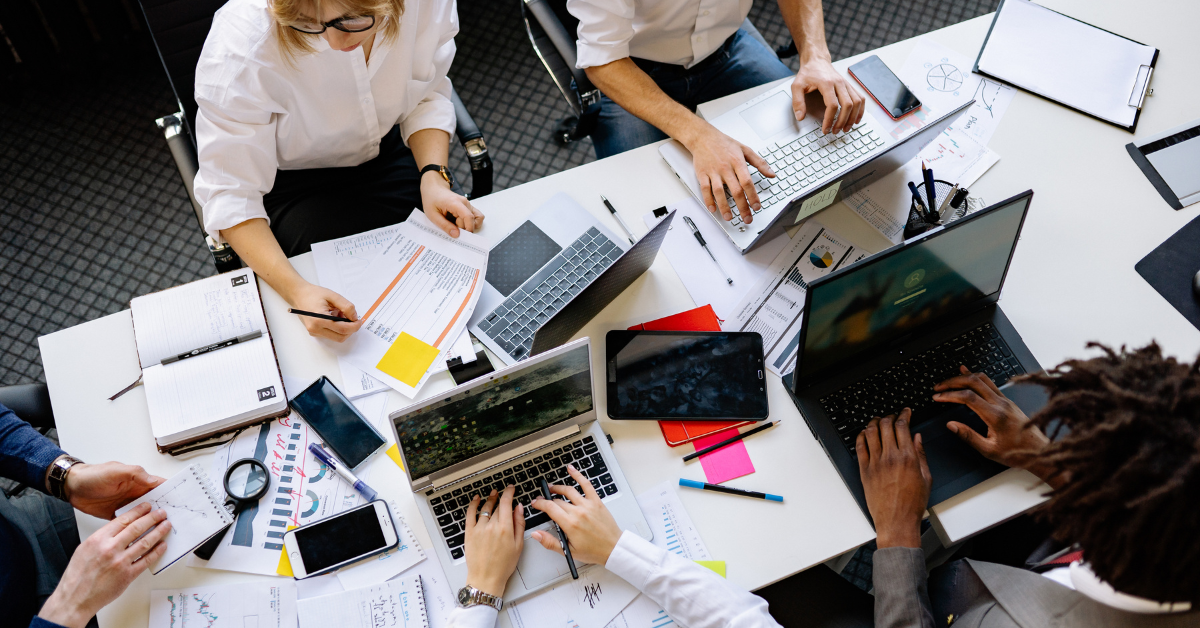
[605,530,783,628]
[444,604,498,628]
[398,0,459,144]
[567,0,637,68]
[193,77,280,244]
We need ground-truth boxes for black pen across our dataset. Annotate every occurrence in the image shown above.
[679,479,783,502]
[683,421,776,462]
[288,308,353,323]
[907,181,930,220]
[161,330,261,365]
[682,216,733,285]
[539,478,578,579]
[600,195,637,245]
[921,163,938,220]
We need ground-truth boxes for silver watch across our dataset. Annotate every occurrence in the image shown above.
[456,585,503,611]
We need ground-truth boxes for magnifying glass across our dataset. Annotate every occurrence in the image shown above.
[193,457,271,560]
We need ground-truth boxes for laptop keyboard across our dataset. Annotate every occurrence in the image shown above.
[477,227,621,360]
[726,123,885,226]
[818,322,1024,453]
[428,435,620,560]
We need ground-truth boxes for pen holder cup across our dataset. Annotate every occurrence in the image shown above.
[905,179,966,240]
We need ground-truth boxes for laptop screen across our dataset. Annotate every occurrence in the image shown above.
[393,344,592,479]
[796,194,1030,382]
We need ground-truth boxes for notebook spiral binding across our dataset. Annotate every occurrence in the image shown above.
[193,464,234,525]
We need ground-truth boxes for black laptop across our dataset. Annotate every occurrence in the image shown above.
[784,190,1041,516]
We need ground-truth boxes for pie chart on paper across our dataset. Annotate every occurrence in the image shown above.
[809,249,835,269]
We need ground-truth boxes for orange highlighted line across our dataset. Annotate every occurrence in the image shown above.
[363,245,424,321]
[433,269,479,347]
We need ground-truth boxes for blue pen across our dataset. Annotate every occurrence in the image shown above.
[679,479,783,502]
[308,443,378,502]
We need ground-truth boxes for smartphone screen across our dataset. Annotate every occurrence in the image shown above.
[606,331,768,420]
[848,55,921,120]
[292,502,390,574]
[290,377,385,468]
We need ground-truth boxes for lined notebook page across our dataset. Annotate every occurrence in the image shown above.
[131,269,266,368]
[142,337,284,444]
[115,464,232,575]
[298,577,428,628]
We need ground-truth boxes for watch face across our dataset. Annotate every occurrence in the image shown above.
[457,587,472,606]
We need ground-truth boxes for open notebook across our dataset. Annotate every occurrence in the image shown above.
[115,464,233,574]
[131,269,287,452]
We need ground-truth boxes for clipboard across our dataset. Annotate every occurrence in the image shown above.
[973,0,1158,133]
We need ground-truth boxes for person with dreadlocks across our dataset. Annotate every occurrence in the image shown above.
[859,342,1199,627]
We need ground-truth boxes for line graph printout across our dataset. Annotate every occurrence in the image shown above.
[115,464,231,574]
[723,221,870,375]
[313,224,476,399]
[508,566,640,628]
[150,581,296,628]
[341,212,488,398]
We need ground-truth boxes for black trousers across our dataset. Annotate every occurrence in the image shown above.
[264,125,422,257]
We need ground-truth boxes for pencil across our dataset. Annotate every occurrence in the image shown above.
[288,308,353,323]
[683,421,777,462]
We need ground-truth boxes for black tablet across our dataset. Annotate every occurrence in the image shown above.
[605,331,769,421]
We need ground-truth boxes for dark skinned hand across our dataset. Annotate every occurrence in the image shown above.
[857,410,931,549]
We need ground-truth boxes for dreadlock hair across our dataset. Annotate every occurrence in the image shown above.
[1019,342,1200,604]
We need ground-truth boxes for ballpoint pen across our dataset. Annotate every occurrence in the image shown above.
[161,330,262,365]
[922,163,938,220]
[600,195,637,245]
[682,216,733,285]
[935,184,959,223]
[539,478,579,579]
[309,443,378,501]
[288,308,353,323]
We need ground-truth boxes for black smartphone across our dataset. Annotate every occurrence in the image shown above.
[289,376,386,470]
[847,55,921,120]
[605,331,769,421]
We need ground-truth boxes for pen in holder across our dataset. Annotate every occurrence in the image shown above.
[904,179,969,240]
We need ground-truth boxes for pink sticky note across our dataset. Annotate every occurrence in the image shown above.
[693,428,755,484]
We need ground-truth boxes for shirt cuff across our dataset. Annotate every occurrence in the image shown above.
[199,191,270,244]
[604,530,666,590]
[575,40,631,69]
[399,98,457,147]
[448,604,498,628]
[30,616,70,628]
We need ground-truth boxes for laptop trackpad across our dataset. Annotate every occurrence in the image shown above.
[915,407,1003,494]
[516,528,574,589]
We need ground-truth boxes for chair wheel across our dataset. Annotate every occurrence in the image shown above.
[552,115,581,146]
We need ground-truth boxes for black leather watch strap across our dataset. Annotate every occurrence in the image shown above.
[420,163,454,187]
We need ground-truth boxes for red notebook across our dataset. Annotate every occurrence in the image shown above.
[628,305,754,447]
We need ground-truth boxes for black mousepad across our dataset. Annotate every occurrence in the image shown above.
[1135,214,1200,333]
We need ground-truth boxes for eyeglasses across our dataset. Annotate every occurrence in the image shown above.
[289,14,375,34]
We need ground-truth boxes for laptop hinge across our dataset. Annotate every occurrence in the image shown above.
[426,424,582,493]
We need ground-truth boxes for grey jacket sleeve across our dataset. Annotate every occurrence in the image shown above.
[873,547,936,628]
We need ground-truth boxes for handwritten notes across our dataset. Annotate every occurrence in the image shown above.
[508,566,639,628]
[298,577,428,628]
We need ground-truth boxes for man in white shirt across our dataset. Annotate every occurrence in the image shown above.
[567,0,864,226]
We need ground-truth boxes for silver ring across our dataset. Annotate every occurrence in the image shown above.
[479,511,491,518]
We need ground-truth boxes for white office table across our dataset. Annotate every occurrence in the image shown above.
[39,1,1200,625]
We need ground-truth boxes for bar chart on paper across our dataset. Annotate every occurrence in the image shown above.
[636,481,711,560]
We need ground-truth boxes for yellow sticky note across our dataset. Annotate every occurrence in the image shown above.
[276,525,299,576]
[386,443,405,470]
[695,560,726,578]
[376,332,440,387]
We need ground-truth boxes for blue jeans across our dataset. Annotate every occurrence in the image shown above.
[591,28,793,159]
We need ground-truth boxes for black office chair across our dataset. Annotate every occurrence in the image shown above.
[521,0,786,146]
[139,0,493,273]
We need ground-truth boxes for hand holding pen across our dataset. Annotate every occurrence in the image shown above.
[529,464,623,568]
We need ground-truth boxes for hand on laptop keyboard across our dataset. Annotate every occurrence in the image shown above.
[528,464,624,566]
[461,485,525,597]
[855,411,930,549]
[682,123,775,224]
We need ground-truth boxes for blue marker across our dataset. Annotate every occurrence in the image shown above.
[309,443,377,502]
[679,479,783,502]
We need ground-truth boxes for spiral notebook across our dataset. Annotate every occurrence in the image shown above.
[298,577,429,628]
[114,464,233,575]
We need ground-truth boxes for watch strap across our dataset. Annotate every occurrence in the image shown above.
[457,585,503,611]
[47,455,83,501]
[420,163,454,187]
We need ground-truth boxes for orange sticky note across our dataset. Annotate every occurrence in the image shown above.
[376,332,440,387]
[386,444,405,470]
[276,525,299,576]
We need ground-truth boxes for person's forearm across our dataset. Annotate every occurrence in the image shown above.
[777,0,832,64]
[872,547,936,628]
[0,405,66,492]
[220,219,307,304]
[408,128,452,171]
[585,60,710,147]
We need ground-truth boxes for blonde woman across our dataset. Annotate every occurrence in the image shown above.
[193,0,483,341]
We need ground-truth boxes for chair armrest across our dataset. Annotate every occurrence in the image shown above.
[450,89,493,199]
[523,0,594,95]
[0,384,54,431]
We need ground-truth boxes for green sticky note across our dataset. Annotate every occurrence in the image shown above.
[695,560,726,578]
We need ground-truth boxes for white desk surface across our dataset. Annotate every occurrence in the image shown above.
[38,1,1200,625]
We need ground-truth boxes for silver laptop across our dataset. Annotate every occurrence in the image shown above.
[661,83,972,253]
[387,338,652,602]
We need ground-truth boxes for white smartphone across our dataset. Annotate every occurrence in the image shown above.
[282,500,398,579]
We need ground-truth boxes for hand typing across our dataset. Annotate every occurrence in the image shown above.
[530,464,623,566]
[857,410,931,549]
[683,121,776,226]
[464,486,525,597]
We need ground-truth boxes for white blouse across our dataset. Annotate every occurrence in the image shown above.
[192,0,458,242]
[567,0,752,69]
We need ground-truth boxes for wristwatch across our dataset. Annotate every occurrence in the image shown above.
[420,163,455,187]
[47,454,84,501]
[456,585,503,611]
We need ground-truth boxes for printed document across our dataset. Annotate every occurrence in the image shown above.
[896,38,1016,146]
[339,212,488,398]
[299,577,428,628]
[115,464,232,574]
[508,566,640,628]
[150,581,296,628]
[313,223,475,399]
